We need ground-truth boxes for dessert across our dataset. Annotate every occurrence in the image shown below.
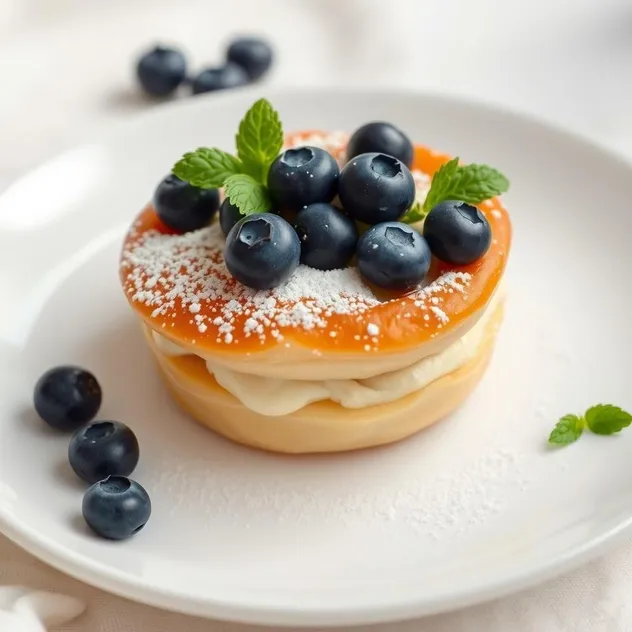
[119,99,511,454]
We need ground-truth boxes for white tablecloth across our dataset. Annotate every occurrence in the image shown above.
[2,0,632,630]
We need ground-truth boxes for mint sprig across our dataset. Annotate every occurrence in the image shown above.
[171,98,283,216]
[402,157,509,224]
[548,405,632,447]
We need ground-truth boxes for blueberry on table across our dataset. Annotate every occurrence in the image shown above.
[338,153,415,225]
[224,213,300,289]
[69,421,140,484]
[226,37,273,81]
[34,366,101,432]
[153,174,219,233]
[293,203,358,270]
[346,122,414,168]
[82,476,151,541]
[267,146,339,212]
[136,45,187,97]
[423,200,492,265]
[219,198,244,237]
[191,63,250,94]
[357,222,431,291]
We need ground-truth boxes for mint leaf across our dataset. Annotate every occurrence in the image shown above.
[235,98,283,183]
[585,405,632,435]
[548,414,585,446]
[423,158,509,213]
[173,148,243,189]
[224,174,271,216]
[401,201,426,224]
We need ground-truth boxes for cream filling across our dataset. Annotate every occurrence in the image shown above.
[150,298,497,416]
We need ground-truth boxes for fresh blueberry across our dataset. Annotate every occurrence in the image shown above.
[267,146,339,212]
[423,200,492,265]
[346,122,414,168]
[34,366,101,432]
[356,222,431,291]
[136,45,187,97]
[224,213,300,289]
[226,37,273,80]
[82,476,151,540]
[153,174,219,233]
[69,421,140,484]
[191,63,250,94]
[293,203,358,270]
[219,198,243,237]
[338,153,415,225]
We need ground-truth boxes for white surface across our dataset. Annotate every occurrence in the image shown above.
[2,1,632,631]
[1,87,632,627]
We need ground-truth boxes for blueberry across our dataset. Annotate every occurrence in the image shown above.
[347,122,414,168]
[34,366,101,432]
[82,476,151,540]
[191,63,250,94]
[338,153,415,225]
[267,146,339,212]
[153,174,219,233]
[226,37,273,81]
[219,198,243,237]
[293,203,358,270]
[69,421,140,484]
[136,45,187,97]
[356,222,431,291]
[224,213,300,289]
[423,200,492,265]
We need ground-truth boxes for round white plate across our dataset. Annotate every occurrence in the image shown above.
[0,88,631,627]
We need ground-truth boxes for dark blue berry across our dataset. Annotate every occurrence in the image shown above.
[347,122,413,168]
[153,174,219,233]
[69,421,140,484]
[226,37,273,80]
[82,476,151,541]
[219,198,243,237]
[136,46,187,97]
[34,366,101,432]
[338,153,415,225]
[423,200,492,265]
[356,222,431,291]
[267,146,339,212]
[191,63,250,94]
[293,203,358,270]
[224,213,300,289]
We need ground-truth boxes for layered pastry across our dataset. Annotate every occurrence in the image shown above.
[120,99,511,454]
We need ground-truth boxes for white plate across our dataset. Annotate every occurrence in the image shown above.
[0,87,631,627]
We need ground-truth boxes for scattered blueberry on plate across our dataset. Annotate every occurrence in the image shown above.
[226,37,273,81]
[267,146,340,211]
[219,198,244,236]
[69,421,140,484]
[153,174,220,233]
[191,63,250,94]
[136,45,187,97]
[34,366,102,432]
[293,203,358,270]
[423,200,492,265]
[82,476,151,541]
[346,122,414,168]
[339,153,416,225]
[224,213,300,289]
[356,222,431,291]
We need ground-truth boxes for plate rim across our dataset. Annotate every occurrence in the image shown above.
[2,85,632,626]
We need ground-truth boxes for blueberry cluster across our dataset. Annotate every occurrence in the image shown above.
[136,37,273,98]
[34,366,151,541]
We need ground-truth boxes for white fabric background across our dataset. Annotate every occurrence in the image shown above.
[1,0,632,630]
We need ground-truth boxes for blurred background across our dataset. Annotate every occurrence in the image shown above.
[1,0,631,198]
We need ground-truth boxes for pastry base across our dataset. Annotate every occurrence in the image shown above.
[143,303,503,454]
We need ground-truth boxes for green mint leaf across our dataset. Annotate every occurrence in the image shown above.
[423,158,510,213]
[401,201,426,224]
[223,174,272,216]
[548,414,585,446]
[173,148,243,189]
[235,98,283,184]
[585,404,632,435]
